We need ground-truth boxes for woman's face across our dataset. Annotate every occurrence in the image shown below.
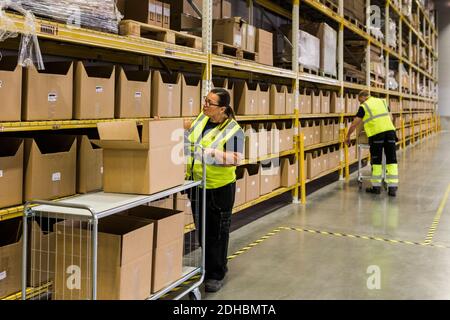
[203,92,225,118]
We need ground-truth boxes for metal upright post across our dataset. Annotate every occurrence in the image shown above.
[366,0,371,90]
[293,0,301,204]
[385,0,390,91]
[202,0,212,97]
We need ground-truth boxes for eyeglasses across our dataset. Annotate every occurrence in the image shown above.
[203,96,221,107]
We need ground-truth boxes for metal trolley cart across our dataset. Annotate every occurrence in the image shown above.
[21,152,206,301]
[357,143,386,190]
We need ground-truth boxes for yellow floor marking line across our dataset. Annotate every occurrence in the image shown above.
[423,183,450,245]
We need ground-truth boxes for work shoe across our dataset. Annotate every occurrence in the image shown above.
[366,186,381,194]
[204,279,224,293]
[388,187,398,197]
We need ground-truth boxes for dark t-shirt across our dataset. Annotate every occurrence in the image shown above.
[356,105,391,118]
[202,120,244,154]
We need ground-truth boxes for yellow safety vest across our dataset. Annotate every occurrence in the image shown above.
[186,112,243,189]
[361,97,396,137]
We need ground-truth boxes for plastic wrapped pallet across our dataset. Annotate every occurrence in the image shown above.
[9,0,122,34]
[387,19,397,49]
[388,71,399,90]
[298,30,320,71]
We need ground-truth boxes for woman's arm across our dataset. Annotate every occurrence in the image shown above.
[184,119,193,130]
[204,148,243,167]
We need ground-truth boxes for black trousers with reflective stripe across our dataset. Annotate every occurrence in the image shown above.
[368,130,398,165]
[189,182,236,281]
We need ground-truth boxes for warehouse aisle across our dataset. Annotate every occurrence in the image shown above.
[205,132,450,300]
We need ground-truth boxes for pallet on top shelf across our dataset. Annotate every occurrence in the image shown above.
[119,20,202,50]
[212,42,258,62]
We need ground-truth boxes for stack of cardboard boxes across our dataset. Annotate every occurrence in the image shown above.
[299,90,344,115]
[306,147,341,180]
[120,0,171,29]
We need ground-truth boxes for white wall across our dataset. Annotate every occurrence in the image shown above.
[437,3,450,118]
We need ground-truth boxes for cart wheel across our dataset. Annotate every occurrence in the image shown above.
[358,181,362,190]
[189,288,202,301]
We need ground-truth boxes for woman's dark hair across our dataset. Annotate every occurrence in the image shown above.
[210,88,235,119]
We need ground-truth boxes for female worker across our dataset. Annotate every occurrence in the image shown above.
[185,88,244,293]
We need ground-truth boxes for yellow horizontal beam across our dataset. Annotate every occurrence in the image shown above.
[233,185,298,214]
[3,13,207,64]
[305,140,341,152]
[254,0,292,19]
[306,165,342,183]
[236,115,296,121]
[300,113,343,119]
[2,282,52,300]
[299,72,341,87]
[241,149,297,166]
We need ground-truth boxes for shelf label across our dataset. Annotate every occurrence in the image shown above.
[100,166,104,174]
[96,86,103,93]
[48,93,57,102]
[0,271,6,280]
[135,91,142,99]
[0,80,3,88]
[165,48,174,55]
[40,24,58,36]
[52,172,61,182]
[0,170,3,178]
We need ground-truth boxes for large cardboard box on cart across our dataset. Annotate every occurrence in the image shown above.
[93,119,185,195]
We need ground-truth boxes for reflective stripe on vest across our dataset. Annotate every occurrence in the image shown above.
[186,114,243,189]
[362,97,396,137]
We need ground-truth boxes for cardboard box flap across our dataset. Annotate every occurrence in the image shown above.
[98,121,141,142]
[31,136,76,155]
[34,61,73,76]
[0,138,23,157]
[0,219,22,247]
[182,74,201,87]
[120,67,151,82]
[79,61,114,79]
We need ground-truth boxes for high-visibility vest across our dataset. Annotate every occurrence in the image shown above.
[186,112,243,189]
[361,97,396,137]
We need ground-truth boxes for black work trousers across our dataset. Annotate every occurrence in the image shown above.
[368,130,398,165]
[189,182,236,281]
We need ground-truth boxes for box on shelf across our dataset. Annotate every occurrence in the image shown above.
[257,123,270,158]
[123,206,184,293]
[300,121,314,147]
[313,120,321,145]
[256,28,273,66]
[174,193,194,227]
[93,119,185,195]
[234,81,258,115]
[181,74,201,117]
[320,90,330,114]
[278,122,294,152]
[168,0,202,18]
[269,123,280,155]
[23,61,73,121]
[307,151,322,179]
[299,89,312,114]
[296,29,320,71]
[74,61,115,120]
[281,156,297,188]
[151,71,182,117]
[163,2,171,29]
[242,24,256,52]
[258,84,270,115]
[330,92,344,113]
[123,0,155,25]
[171,13,202,35]
[23,136,77,202]
[271,160,281,191]
[244,124,258,161]
[245,165,260,202]
[270,85,286,115]
[77,136,103,194]
[285,87,295,115]
[332,119,341,141]
[0,56,21,122]
[235,167,246,208]
[320,119,333,143]
[212,17,244,48]
[213,78,234,110]
[115,66,151,119]
[213,0,232,19]
[0,138,23,209]
[0,219,22,299]
[54,215,154,300]
[260,163,273,196]
[312,91,321,114]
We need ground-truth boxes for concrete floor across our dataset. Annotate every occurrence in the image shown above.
[205,131,450,300]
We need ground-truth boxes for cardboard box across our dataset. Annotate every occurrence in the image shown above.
[312,91,321,114]
[299,89,312,114]
[28,220,56,287]
[0,56,22,122]
[234,80,258,115]
[74,61,115,120]
[171,13,202,34]
[213,0,232,19]
[270,123,280,154]
[124,0,157,25]
[279,122,294,152]
[285,87,295,115]
[212,17,244,48]
[313,120,321,145]
[152,71,181,117]
[0,138,23,209]
[257,123,269,158]
[77,136,103,194]
[163,2,171,29]
[256,28,273,66]
[234,167,246,208]
[244,124,258,161]
[0,219,22,298]
[181,74,201,117]
[155,1,163,27]
[345,93,353,114]
[330,92,344,113]
[245,165,260,202]
[260,163,273,196]
[281,156,298,187]
[298,29,320,70]
[333,119,341,141]
[124,206,184,293]
[270,85,286,115]
[306,151,321,179]
[23,136,77,202]
[22,61,73,121]
[213,78,234,110]
[320,119,332,143]
[169,0,202,18]
[115,66,151,119]
[175,193,194,227]
[271,160,281,191]
[316,23,337,77]
[258,84,270,115]
[54,215,154,300]
[300,121,314,147]
[320,90,330,114]
[94,119,185,195]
